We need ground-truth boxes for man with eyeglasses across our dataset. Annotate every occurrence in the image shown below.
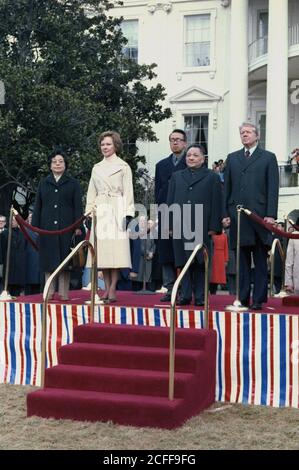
[155,129,187,301]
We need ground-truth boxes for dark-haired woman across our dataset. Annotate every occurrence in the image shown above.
[85,131,135,302]
[32,151,83,300]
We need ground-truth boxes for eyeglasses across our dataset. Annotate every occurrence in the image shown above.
[169,138,185,143]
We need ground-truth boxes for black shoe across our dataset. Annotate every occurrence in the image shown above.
[194,299,204,307]
[240,299,250,308]
[160,293,171,302]
[250,303,263,310]
[176,297,192,306]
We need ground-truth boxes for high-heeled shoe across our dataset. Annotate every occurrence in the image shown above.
[100,291,109,301]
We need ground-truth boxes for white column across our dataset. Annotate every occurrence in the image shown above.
[266,0,288,163]
[229,0,249,151]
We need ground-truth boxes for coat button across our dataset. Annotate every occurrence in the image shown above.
[187,200,191,203]
[55,189,58,193]
[54,221,58,224]
[54,204,58,208]
[189,187,193,190]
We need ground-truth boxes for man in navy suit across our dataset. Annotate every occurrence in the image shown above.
[155,129,187,301]
[223,123,279,310]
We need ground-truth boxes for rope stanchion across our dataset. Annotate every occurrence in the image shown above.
[226,206,248,312]
[0,206,13,300]
[241,208,299,239]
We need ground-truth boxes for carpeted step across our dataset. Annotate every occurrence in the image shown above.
[73,323,210,350]
[282,296,299,307]
[45,364,194,398]
[27,326,217,428]
[27,387,198,429]
[58,342,204,372]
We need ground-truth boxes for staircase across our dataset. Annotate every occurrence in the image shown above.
[27,323,217,429]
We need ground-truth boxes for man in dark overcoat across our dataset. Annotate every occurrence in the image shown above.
[32,151,83,299]
[155,129,187,301]
[167,144,223,306]
[223,123,279,309]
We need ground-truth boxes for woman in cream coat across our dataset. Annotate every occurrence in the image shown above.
[85,131,135,302]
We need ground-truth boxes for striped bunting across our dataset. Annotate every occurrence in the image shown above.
[0,301,298,408]
[211,311,299,408]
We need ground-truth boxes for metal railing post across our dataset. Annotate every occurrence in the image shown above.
[168,244,209,400]
[40,240,95,387]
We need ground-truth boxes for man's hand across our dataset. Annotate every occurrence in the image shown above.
[222,217,231,228]
[208,230,217,236]
[264,217,276,225]
[75,229,82,236]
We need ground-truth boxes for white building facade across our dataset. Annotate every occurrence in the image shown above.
[111,0,299,218]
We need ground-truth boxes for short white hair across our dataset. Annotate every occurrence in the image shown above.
[239,122,259,136]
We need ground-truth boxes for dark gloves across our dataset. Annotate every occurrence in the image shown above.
[123,216,133,230]
[85,216,92,231]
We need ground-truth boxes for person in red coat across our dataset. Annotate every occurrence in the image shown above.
[210,230,229,294]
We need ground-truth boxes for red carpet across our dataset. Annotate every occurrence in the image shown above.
[27,323,217,428]
[16,290,299,315]
[282,296,299,307]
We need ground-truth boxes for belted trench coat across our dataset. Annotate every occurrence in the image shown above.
[85,154,135,268]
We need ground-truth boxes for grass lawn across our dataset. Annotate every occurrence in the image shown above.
[0,384,299,450]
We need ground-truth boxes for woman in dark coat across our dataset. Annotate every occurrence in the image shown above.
[32,151,83,300]
[167,144,223,306]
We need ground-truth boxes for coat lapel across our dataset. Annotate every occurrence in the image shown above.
[181,166,209,186]
[240,146,263,170]
[46,172,69,186]
[95,157,124,190]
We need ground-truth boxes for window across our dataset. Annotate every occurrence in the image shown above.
[121,20,138,63]
[257,11,268,56]
[184,114,209,156]
[257,11,268,39]
[184,14,211,67]
[258,113,266,149]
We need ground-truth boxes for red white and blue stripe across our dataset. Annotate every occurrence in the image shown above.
[0,301,298,408]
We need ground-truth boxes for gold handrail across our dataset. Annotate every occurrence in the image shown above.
[269,238,287,297]
[40,240,96,387]
[168,244,209,400]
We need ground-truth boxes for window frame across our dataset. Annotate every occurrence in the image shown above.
[121,18,139,64]
[181,9,216,74]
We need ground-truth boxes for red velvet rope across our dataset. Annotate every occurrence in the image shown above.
[15,213,86,236]
[18,223,39,251]
[243,210,299,239]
